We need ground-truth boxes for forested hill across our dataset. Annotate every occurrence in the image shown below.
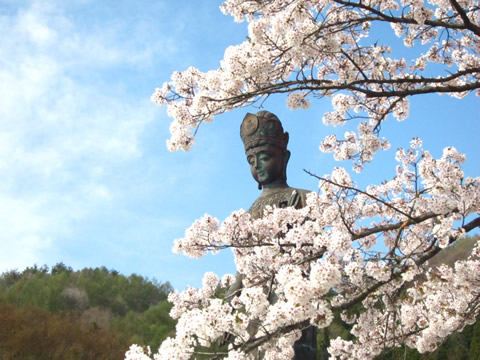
[0,263,176,359]
[1,257,479,359]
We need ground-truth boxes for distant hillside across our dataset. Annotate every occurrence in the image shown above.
[0,263,176,359]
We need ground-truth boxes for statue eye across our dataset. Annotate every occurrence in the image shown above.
[247,156,255,165]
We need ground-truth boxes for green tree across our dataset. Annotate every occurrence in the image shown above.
[0,263,176,357]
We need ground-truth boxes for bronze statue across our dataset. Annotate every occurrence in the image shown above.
[240,111,311,219]
[229,110,317,359]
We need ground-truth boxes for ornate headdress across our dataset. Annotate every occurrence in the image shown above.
[240,111,289,152]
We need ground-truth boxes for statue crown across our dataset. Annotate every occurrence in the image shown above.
[240,111,289,152]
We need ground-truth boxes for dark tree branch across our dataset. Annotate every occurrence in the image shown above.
[334,215,480,312]
[305,169,415,220]
[448,0,480,34]
[334,0,480,33]
[361,82,480,98]
[212,69,480,108]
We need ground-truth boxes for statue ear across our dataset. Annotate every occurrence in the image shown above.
[283,150,290,181]
[284,150,291,166]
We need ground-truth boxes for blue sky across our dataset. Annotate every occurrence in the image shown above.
[1,0,478,290]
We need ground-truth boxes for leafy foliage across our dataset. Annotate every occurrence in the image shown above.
[0,303,124,360]
[0,263,176,358]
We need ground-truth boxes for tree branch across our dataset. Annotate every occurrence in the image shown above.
[213,69,480,107]
[448,0,480,34]
[305,170,415,220]
[334,0,480,33]
[334,215,480,311]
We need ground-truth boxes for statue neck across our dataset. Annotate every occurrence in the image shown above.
[261,178,289,192]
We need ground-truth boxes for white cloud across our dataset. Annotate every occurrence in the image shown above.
[0,1,167,271]
[0,193,54,270]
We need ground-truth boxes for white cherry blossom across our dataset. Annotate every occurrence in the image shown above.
[134,1,480,358]
[128,139,479,359]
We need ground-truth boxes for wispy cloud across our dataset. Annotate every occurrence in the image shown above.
[0,1,167,270]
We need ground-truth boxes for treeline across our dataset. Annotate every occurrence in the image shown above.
[0,263,176,359]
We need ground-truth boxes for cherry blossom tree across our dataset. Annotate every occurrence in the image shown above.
[127,1,479,359]
[152,0,479,169]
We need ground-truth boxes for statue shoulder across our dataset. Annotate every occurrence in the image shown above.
[290,188,311,198]
[286,187,311,209]
[248,187,313,218]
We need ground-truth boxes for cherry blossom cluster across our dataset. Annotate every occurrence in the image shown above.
[152,0,479,167]
[328,244,480,359]
[127,142,479,359]
[319,122,391,172]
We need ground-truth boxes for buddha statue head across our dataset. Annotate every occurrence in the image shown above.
[240,111,290,190]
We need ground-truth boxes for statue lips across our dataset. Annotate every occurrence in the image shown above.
[255,170,269,184]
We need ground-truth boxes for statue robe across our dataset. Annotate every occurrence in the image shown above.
[227,186,317,360]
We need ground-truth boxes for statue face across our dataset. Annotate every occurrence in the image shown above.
[246,145,285,187]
